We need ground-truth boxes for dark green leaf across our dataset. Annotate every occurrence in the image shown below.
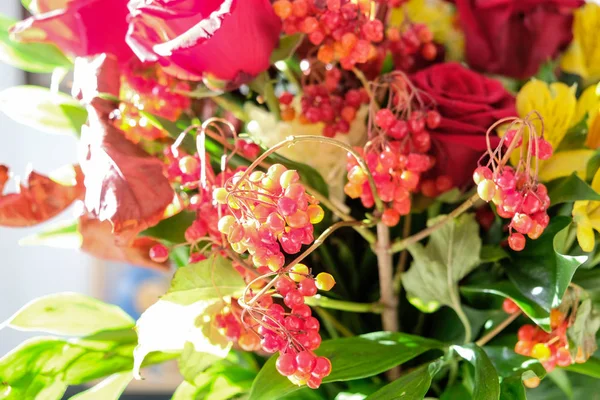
[452,344,500,400]
[483,347,546,380]
[461,282,550,330]
[564,357,600,378]
[500,376,526,400]
[141,211,196,244]
[366,359,443,400]
[546,173,600,206]
[4,293,134,336]
[0,86,86,135]
[504,216,587,312]
[556,114,588,152]
[162,255,246,305]
[0,14,71,73]
[546,369,573,400]
[535,60,558,84]
[249,332,444,400]
[441,384,472,400]
[481,245,510,263]
[270,34,304,63]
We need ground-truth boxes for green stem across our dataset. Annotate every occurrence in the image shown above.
[313,307,354,338]
[304,295,384,314]
[261,73,281,120]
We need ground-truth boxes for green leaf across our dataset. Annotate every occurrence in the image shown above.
[481,245,510,263]
[567,299,600,361]
[546,369,573,400]
[556,114,588,152]
[564,357,600,378]
[452,344,500,400]
[141,211,196,244]
[0,85,86,136]
[483,347,546,380]
[249,332,444,400]
[461,282,550,331]
[545,173,600,206]
[504,216,587,312]
[441,384,471,400]
[2,293,134,336]
[270,34,304,63]
[499,376,526,400]
[162,255,246,305]
[69,372,131,400]
[365,359,443,400]
[18,220,82,249]
[586,150,600,181]
[402,213,481,312]
[179,342,224,385]
[0,15,71,73]
[173,381,201,400]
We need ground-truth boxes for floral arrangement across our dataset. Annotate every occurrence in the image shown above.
[2,0,600,399]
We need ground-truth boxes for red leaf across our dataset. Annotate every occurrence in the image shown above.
[0,165,84,227]
[79,215,169,271]
[80,105,175,243]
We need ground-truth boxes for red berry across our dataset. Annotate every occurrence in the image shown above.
[508,232,526,251]
[284,289,305,308]
[298,279,318,297]
[517,325,537,341]
[502,298,519,314]
[276,353,298,376]
[149,244,169,263]
[292,304,312,318]
[307,376,322,389]
[261,333,282,353]
[304,316,320,330]
[375,109,396,130]
[426,110,441,129]
[388,120,408,139]
[312,357,332,378]
[279,92,294,106]
[296,351,316,373]
[556,347,572,367]
[381,208,400,227]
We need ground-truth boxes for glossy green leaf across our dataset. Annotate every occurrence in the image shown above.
[441,384,471,400]
[461,281,550,331]
[141,211,196,244]
[564,357,600,378]
[162,255,246,305]
[2,293,134,336]
[69,372,131,400]
[452,344,500,400]
[481,245,510,263]
[546,173,600,206]
[586,150,600,181]
[403,213,481,313]
[483,347,546,380]
[0,85,87,135]
[270,34,304,63]
[547,369,573,400]
[504,216,587,312]
[499,376,526,400]
[0,15,71,73]
[249,332,444,400]
[366,359,443,400]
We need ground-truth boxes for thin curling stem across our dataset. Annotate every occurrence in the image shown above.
[232,135,385,213]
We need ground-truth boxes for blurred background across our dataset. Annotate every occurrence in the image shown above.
[0,2,178,397]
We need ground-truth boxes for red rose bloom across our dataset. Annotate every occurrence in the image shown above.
[454,0,583,79]
[10,0,132,59]
[126,0,282,82]
[411,62,516,187]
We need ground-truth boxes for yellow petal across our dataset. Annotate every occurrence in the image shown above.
[516,80,577,149]
[591,164,600,193]
[587,112,600,149]
[537,149,595,182]
[576,223,596,252]
[560,3,600,82]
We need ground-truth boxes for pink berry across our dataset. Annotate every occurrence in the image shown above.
[312,357,332,378]
[276,353,298,376]
[149,244,169,263]
[535,138,553,160]
[473,166,493,185]
[296,351,316,373]
[511,213,533,234]
[284,290,305,308]
[298,279,318,297]
[508,232,526,251]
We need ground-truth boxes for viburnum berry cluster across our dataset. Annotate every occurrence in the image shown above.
[503,296,591,388]
[386,21,437,71]
[474,117,553,251]
[344,72,451,227]
[279,65,370,136]
[272,0,385,70]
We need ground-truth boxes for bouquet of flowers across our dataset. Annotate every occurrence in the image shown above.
[2,0,600,398]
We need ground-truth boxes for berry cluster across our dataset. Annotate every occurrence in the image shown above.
[272,0,384,70]
[344,73,452,226]
[386,22,437,71]
[474,127,553,251]
[279,67,370,136]
[117,60,191,141]
[215,164,325,268]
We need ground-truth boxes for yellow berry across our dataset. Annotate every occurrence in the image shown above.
[523,376,540,389]
[280,170,300,189]
[179,156,199,174]
[477,179,496,202]
[307,205,324,224]
[213,187,228,204]
[531,343,551,362]
[218,215,236,234]
[290,264,309,282]
[315,272,336,291]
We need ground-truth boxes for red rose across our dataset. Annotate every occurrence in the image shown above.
[126,0,282,82]
[454,0,583,79]
[10,0,132,59]
[411,62,516,187]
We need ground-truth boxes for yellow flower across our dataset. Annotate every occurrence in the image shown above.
[561,3,600,82]
[389,0,464,61]
[573,168,600,252]
[576,82,600,148]
[514,80,597,181]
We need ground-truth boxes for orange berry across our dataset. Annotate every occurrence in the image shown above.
[273,0,292,18]
[514,340,533,356]
[381,208,400,227]
[344,182,362,199]
[281,107,296,121]
[317,44,335,64]
[550,309,565,329]
[315,272,336,291]
[523,377,540,389]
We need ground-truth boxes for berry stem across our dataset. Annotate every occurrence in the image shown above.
[389,193,480,253]
[233,135,385,212]
[375,222,400,380]
[303,295,384,314]
[475,311,522,347]
[393,214,412,295]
